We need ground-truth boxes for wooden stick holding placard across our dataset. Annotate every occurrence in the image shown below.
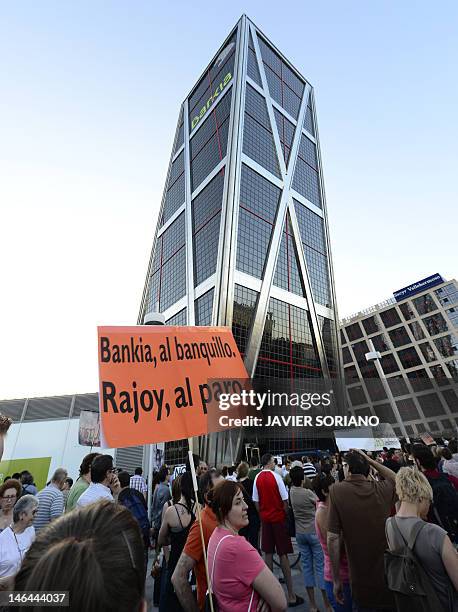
[187,445,214,612]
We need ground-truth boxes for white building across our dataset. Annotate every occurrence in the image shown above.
[340,274,458,438]
[0,393,143,486]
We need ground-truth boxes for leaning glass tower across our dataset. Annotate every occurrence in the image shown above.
[139,16,342,466]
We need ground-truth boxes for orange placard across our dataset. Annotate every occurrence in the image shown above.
[98,326,250,448]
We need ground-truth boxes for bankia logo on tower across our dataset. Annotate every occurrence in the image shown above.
[191,72,232,130]
[190,41,235,131]
[393,273,444,302]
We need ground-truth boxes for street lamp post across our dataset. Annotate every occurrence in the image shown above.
[143,311,165,519]
[365,338,409,442]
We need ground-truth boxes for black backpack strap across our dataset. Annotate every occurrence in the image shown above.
[407,520,426,550]
[389,516,405,545]
[391,517,426,550]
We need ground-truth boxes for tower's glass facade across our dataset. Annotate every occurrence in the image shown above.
[139,17,342,465]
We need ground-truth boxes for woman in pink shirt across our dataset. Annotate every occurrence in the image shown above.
[314,473,352,612]
[207,480,286,612]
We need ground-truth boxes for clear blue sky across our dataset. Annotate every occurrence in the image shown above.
[1,1,457,399]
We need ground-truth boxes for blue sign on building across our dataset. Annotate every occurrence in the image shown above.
[393,273,444,302]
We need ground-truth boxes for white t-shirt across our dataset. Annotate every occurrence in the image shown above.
[0,526,35,577]
[76,482,113,507]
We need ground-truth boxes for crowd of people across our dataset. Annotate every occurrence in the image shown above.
[164,445,458,612]
[0,439,455,611]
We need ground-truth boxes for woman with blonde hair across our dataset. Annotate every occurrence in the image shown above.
[386,467,458,611]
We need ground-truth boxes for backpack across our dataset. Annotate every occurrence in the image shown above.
[427,473,458,543]
[384,518,445,612]
[120,491,150,546]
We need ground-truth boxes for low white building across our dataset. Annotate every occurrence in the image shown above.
[0,393,144,487]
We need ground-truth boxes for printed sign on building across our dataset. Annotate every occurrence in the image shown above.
[152,443,165,471]
[393,273,444,302]
[78,410,101,447]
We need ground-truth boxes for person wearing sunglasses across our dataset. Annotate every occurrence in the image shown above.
[0,494,38,581]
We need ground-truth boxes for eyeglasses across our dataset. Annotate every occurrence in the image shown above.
[2,496,17,501]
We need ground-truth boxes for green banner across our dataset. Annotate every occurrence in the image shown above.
[0,457,52,491]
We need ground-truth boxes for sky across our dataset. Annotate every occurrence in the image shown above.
[1,1,457,400]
